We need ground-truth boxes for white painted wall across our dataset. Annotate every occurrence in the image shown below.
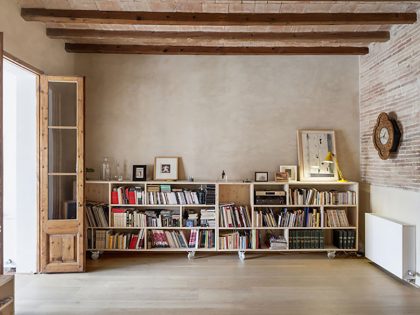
[3,59,37,274]
[362,184,420,285]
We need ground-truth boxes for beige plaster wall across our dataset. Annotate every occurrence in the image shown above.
[0,0,75,74]
[77,54,360,181]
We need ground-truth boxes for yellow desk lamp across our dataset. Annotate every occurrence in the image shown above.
[324,151,347,182]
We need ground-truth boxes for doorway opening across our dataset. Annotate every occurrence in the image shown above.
[3,58,38,274]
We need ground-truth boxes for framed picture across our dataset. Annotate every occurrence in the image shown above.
[255,172,268,182]
[297,129,338,182]
[279,165,298,181]
[132,165,147,181]
[275,171,289,182]
[154,157,179,181]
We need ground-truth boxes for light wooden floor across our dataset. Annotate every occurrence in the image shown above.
[15,253,420,315]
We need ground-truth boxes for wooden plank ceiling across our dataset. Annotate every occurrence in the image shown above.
[18,0,420,55]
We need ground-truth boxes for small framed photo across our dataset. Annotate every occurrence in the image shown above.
[132,165,147,181]
[255,172,268,182]
[280,165,298,181]
[275,171,289,182]
[154,157,179,181]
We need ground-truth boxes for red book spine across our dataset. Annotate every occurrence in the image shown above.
[112,208,126,213]
[128,191,136,205]
[129,235,138,249]
[111,191,119,204]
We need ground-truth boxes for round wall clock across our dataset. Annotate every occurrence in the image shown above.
[372,112,401,160]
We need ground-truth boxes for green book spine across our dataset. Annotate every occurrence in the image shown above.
[320,231,324,249]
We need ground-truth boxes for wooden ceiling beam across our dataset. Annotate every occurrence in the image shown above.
[22,9,417,26]
[65,43,369,55]
[47,28,390,43]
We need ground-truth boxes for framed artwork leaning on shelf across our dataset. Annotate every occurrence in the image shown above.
[279,165,297,181]
[154,157,179,180]
[297,129,338,182]
[132,165,147,181]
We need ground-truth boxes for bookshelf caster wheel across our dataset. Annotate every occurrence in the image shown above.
[238,251,246,262]
[91,251,101,260]
[327,251,336,259]
[187,251,195,260]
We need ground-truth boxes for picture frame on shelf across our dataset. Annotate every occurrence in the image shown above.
[132,165,147,181]
[255,172,268,182]
[154,157,179,181]
[297,129,338,182]
[279,165,297,181]
[275,171,289,182]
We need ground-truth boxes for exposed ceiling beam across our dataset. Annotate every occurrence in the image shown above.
[21,9,417,26]
[47,28,390,43]
[65,43,369,55]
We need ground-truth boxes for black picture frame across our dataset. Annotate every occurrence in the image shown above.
[255,172,269,182]
[132,165,147,181]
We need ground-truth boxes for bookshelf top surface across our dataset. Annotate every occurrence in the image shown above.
[86,180,358,185]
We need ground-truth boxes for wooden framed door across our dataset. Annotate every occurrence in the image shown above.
[0,33,3,274]
[39,76,85,273]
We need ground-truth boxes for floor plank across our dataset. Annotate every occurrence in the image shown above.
[15,253,420,315]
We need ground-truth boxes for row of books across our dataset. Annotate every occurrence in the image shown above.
[147,184,208,205]
[149,230,189,248]
[188,229,215,249]
[86,203,109,227]
[255,208,321,228]
[289,230,325,249]
[94,230,145,250]
[219,231,252,250]
[111,186,145,205]
[112,209,180,227]
[288,188,356,205]
[325,209,350,227]
[219,205,252,228]
[333,230,356,249]
[183,209,216,227]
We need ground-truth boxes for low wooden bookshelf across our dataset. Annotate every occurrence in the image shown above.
[86,180,359,260]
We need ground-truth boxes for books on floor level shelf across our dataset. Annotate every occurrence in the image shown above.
[94,230,145,250]
[288,188,356,205]
[269,235,288,250]
[149,230,188,248]
[325,209,350,227]
[219,205,252,228]
[188,229,215,249]
[219,231,252,250]
[289,230,325,249]
[111,186,145,205]
[112,209,180,227]
[147,184,211,205]
[86,203,109,227]
[333,230,356,249]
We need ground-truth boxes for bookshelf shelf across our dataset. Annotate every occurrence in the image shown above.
[86,180,359,258]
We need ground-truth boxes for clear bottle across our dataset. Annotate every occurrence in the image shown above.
[101,157,111,181]
[115,162,123,181]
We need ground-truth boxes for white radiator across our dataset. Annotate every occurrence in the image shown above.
[365,213,416,281]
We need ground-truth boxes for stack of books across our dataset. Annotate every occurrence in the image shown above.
[269,235,288,250]
[333,230,356,249]
[86,203,109,227]
[200,209,216,227]
[149,230,188,248]
[219,231,251,250]
[188,229,215,249]
[145,210,180,227]
[289,230,324,249]
[219,205,251,228]
[326,209,350,227]
[94,230,145,250]
[111,186,144,205]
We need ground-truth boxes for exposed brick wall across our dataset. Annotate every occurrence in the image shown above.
[360,12,420,191]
